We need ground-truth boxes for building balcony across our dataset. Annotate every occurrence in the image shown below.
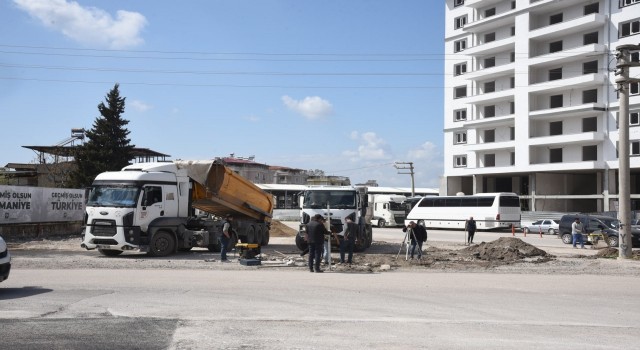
[528,73,606,94]
[464,10,516,33]
[465,62,515,81]
[529,13,605,41]
[465,0,502,8]
[464,114,514,128]
[528,44,606,68]
[464,140,516,152]
[528,131,605,146]
[463,36,515,56]
[527,160,605,172]
[529,102,607,120]
[464,88,514,104]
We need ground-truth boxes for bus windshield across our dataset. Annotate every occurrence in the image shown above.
[87,185,141,208]
[303,190,356,209]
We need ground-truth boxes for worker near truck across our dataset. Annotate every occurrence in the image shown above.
[340,217,357,264]
[306,214,329,273]
[220,214,234,262]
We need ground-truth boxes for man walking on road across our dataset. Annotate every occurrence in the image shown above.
[572,217,585,249]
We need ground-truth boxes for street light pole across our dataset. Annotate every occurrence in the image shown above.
[615,44,640,259]
[394,162,415,197]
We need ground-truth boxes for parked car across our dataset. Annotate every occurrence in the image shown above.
[0,235,10,282]
[523,219,559,235]
[631,219,640,229]
[558,214,640,247]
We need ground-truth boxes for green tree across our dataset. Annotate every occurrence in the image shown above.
[70,84,135,187]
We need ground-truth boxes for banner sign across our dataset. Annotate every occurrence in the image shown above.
[0,185,85,224]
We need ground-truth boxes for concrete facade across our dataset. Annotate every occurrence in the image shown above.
[444,0,640,212]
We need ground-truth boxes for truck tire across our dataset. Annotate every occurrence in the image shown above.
[295,234,308,251]
[377,219,386,228]
[255,226,263,245]
[148,231,176,257]
[261,229,270,246]
[98,248,123,256]
[560,233,572,244]
[246,226,256,244]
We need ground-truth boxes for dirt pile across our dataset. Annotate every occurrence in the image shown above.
[269,220,297,237]
[463,237,548,262]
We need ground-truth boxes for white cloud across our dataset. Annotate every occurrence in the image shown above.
[281,95,333,120]
[345,131,392,161]
[244,115,260,122]
[408,141,440,163]
[14,0,147,49]
[129,99,152,112]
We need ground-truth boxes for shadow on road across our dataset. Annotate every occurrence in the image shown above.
[0,286,53,300]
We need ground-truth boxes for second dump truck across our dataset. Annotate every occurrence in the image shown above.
[81,160,273,257]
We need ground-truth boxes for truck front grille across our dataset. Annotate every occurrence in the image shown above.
[93,239,119,245]
[91,219,117,236]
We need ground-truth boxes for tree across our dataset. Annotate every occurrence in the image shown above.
[70,84,135,187]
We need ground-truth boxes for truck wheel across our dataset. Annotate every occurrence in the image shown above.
[378,219,386,228]
[295,234,308,251]
[148,231,176,257]
[207,243,221,252]
[561,233,572,244]
[98,248,123,256]
[261,229,270,246]
[255,226,263,245]
[606,235,619,247]
[246,226,256,244]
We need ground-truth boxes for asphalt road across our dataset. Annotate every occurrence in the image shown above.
[2,268,640,349]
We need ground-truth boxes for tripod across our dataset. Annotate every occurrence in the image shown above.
[396,226,419,260]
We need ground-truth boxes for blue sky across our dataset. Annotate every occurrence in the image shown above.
[0,0,445,188]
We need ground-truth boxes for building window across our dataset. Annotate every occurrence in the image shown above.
[584,3,599,14]
[631,111,640,126]
[584,32,598,45]
[511,1,516,9]
[510,152,515,165]
[484,81,495,93]
[583,117,597,132]
[454,132,467,144]
[549,40,563,53]
[550,148,563,163]
[549,68,562,81]
[484,105,496,118]
[484,32,496,43]
[510,127,515,140]
[631,82,639,95]
[485,8,496,18]
[583,145,597,161]
[510,76,515,88]
[484,129,495,143]
[454,0,464,7]
[510,101,515,114]
[550,94,563,108]
[620,20,640,38]
[454,109,467,121]
[510,52,515,62]
[549,13,563,25]
[454,39,467,52]
[454,155,467,167]
[621,0,640,7]
[583,89,598,103]
[455,15,468,29]
[632,52,639,62]
[455,86,467,99]
[484,56,496,68]
[583,60,598,74]
[511,26,515,36]
[632,141,640,156]
[484,154,496,167]
[454,62,467,76]
[550,121,563,136]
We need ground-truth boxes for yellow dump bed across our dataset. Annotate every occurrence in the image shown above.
[174,160,273,222]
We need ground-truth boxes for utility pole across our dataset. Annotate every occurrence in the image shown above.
[394,162,415,197]
[615,44,640,259]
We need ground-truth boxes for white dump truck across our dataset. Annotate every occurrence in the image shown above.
[369,194,407,228]
[81,160,273,257]
[295,185,373,252]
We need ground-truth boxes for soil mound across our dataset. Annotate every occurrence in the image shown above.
[270,220,297,237]
[463,237,548,261]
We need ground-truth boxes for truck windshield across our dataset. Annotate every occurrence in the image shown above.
[303,190,356,209]
[87,185,141,208]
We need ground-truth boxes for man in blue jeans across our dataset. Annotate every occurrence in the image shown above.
[220,214,234,262]
[571,217,585,249]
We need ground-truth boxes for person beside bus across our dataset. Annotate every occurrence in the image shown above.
[465,217,477,245]
[571,217,585,249]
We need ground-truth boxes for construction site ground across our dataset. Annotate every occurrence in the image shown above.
[6,220,640,276]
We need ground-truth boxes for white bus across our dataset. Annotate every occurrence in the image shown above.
[406,193,521,230]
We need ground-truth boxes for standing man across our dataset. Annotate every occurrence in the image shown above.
[408,221,427,259]
[572,217,585,249]
[465,216,477,245]
[306,214,330,273]
[340,217,358,264]
[220,214,234,262]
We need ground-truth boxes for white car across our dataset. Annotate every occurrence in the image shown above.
[0,235,11,282]
[523,219,560,235]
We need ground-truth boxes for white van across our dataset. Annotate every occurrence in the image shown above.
[0,235,11,282]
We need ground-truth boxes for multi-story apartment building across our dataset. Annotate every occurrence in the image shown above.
[444,0,640,213]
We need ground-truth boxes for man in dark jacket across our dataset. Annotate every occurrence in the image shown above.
[306,214,330,273]
[465,216,477,245]
[340,217,358,264]
[407,221,427,259]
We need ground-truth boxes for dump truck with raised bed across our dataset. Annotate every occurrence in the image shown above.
[80,160,273,257]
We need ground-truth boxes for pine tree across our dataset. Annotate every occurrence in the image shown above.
[70,84,135,187]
